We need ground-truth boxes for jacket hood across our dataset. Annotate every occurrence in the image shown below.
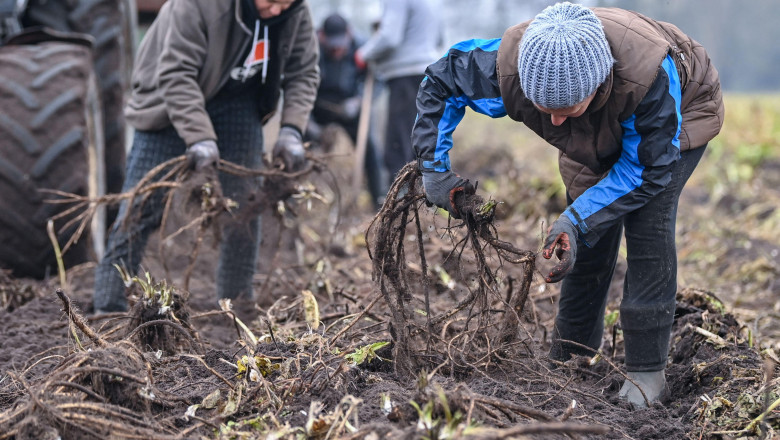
[239,0,304,29]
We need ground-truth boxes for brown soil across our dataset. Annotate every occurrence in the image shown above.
[0,137,778,439]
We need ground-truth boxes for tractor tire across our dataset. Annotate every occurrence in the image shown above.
[24,0,135,202]
[0,42,106,279]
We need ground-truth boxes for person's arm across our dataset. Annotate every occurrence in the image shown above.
[414,38,507,172]
[357,0,408,62]
[280,5,320,134]
[156,0,215,147]
[565,55,683,246]
[351,41,368,98]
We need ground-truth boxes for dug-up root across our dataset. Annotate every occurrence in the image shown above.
[0,291,181,439]
[44,153,326,292]
[110,270,202,356]
[0,358,179,440]
[366,162,536,378]
[0,146,339,438]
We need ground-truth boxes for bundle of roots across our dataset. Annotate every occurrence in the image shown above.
[0,290,186,439]
[366,162,537,378]
[46,153,324,289]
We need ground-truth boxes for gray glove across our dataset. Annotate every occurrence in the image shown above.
[305,118,323,142]
[542,214,578,283]
[186,140,219,171]
[273,126,306,171]
[341,96,362,120]
[421,169,475,219]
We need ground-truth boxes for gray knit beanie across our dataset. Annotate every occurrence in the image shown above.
[518,2,614,109]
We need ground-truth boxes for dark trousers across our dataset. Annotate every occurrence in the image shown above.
[340,118,387,208]
[310,110,387,207]
[550,146,706,371]
[93,91,264,312]
[384,74,424,185]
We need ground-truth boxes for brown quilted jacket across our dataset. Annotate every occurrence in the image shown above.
[496,8,724,198]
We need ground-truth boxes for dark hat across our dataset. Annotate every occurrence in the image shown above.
[321,13,350,49]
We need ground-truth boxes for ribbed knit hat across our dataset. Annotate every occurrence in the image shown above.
[518,2,614,109]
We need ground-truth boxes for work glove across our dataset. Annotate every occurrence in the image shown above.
[273,126,306,171]
[305,118,323,142]
[421,169,475,219]
[354,51,366,70]
[542,214,578,283]
[186,140,219,171]
[341,96,362,120]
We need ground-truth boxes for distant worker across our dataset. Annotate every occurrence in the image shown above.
[355,0,442,187]
[93,0,319,313]
[307,13,387,210]
[413,2,723,406]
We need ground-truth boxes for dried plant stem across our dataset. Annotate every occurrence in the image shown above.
[470,421,611,438]
[55,288,107,348]
[472,393,555,422]
[179,354,235,390]
[328,293,383,345]
[46,220,68,291]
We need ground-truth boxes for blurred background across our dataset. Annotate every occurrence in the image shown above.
[307,0,779,92]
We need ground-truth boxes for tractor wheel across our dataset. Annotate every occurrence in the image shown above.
[24,0,135,202]
[0,42,106,279]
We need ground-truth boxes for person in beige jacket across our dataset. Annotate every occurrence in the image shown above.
[93,0,319,313]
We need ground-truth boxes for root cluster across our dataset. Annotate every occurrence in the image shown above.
[0,292,182,439]
[366,162,536,378]
[45,153,328,291]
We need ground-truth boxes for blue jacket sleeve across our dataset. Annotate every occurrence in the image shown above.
[413,39,507,172]
[564,55,683,246]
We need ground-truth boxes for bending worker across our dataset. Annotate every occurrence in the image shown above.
[413,2,723,406]
[93,0,319,312]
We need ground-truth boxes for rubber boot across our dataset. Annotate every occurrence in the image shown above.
[618,370,666,407]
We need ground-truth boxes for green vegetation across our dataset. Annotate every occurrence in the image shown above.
[695,94,780,192]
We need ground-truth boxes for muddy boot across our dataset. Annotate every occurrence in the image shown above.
[619,370,666,407]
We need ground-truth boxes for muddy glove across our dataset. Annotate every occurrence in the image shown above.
[542,215,578,283]
[421,169,475,219]
[273,126,306,171]
[186,140,219,171]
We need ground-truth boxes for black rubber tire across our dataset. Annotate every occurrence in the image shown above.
[24,0,133,200]
[0,42,104,279]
